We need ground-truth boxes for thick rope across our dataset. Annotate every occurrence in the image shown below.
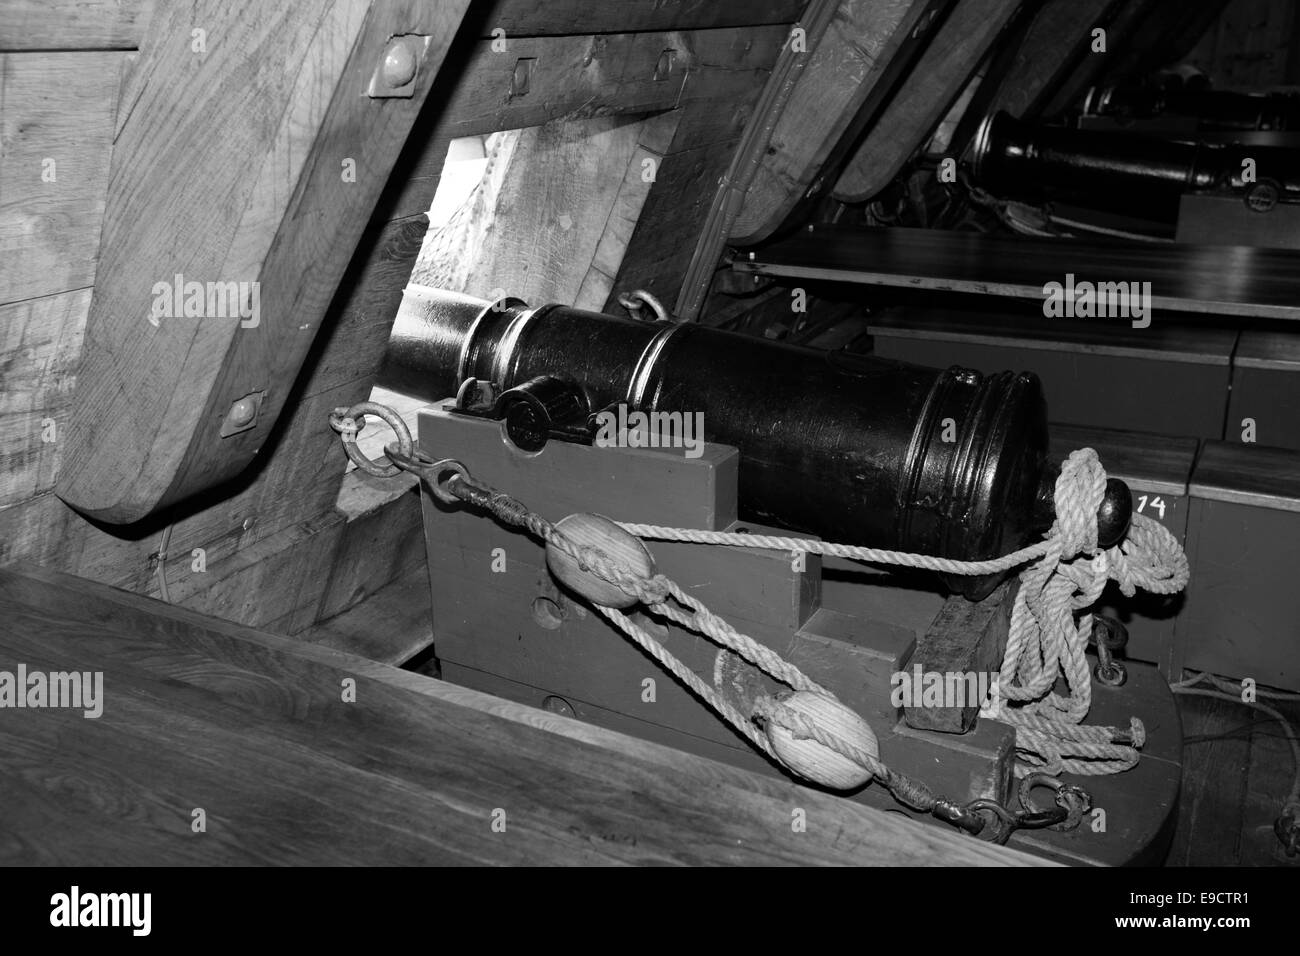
[614,524,1051,576]
[621,449,1189,777]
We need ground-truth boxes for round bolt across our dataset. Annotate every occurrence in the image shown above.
[1094,660,1128,687]
[542,695,575,717]
[227,396,258,428]
[381,39,417,89]
[1245,181,1279,213]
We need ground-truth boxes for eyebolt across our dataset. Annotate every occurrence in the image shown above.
[1095,660,1128,687]
[330,401,413,478]
[963,799,1017,844]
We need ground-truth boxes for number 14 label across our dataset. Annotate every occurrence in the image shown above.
[1136,494,1167,520]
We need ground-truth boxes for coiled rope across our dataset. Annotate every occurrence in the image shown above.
[618,449,1189,776]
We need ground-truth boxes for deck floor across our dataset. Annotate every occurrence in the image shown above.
[1170,690,1300,866]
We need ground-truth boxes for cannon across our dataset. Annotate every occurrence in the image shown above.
[971,110,1300,215]
[378,285,1132,600]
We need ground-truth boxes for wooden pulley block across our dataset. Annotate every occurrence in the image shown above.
[545,513,656,609]
[766,691,879,791]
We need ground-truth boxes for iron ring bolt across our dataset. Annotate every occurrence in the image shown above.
[930,799,987,837]
[1053,784,1092,831]
[427,459,471,505]
[329,401,413,478]
[1092,614,1129,686]
[1018,773,1091,832]
[962,799,1018,844]
[384,444,471,506]
[1091,614,1129,651]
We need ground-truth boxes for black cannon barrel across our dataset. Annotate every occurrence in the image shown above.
[1089,85,1300,132]
[380,285,1130,600]
[972,110,1300,213]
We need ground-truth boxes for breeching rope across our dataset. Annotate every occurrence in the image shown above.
[331,404,1189,835]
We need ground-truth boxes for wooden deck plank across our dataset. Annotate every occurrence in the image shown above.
[1168,693,1249,866]
[736,225,1300,320]
[0,564,1044,866]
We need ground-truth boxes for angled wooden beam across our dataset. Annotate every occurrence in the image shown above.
[57,0,472,524]
[728,0,953,246]
[979,0,1120,122]
[832,0,1022,203]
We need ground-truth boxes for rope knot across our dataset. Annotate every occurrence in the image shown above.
[1053,448,1107,558]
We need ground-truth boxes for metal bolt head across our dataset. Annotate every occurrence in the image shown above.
[1245,181,1280,213]
[654,49,676,81]
[510,58,532,97]
[912,9,939,39]
[381,38,418,88]
[542,695,575,718]
[227,396,258,428]
[1094,660,1128,687]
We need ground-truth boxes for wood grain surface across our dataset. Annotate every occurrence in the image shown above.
[56,0,472,524]
[730,0,949,245]
[0,51,120,306]
[0,0,151,50]
[0,564,1043,866]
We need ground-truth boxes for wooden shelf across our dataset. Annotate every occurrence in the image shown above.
[735,225,1300,321]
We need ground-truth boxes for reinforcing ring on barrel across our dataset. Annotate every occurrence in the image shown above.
[329,401,413,478]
